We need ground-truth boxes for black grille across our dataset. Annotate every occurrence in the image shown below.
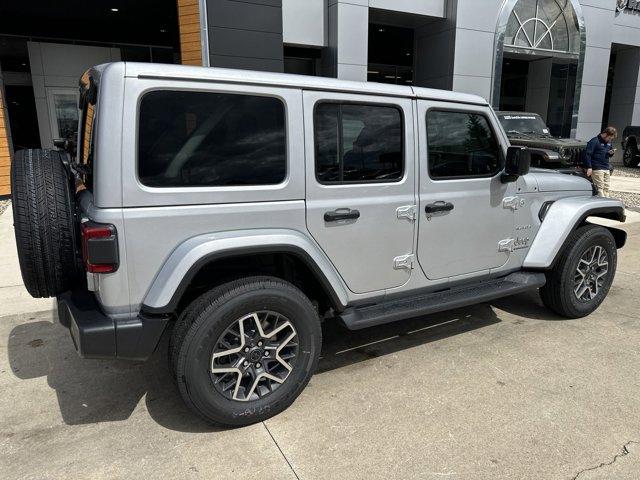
[563,146,585,165]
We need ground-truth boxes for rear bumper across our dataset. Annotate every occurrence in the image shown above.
[57,290,169,361]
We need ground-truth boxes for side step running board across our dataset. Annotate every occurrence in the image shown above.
[339,272,546,330]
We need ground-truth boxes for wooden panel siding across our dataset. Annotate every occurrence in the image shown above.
[178,0,203,66]
[0,86,11,196]
[82,103,95,164]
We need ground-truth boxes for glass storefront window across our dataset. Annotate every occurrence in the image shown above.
[367,64,413,85]
[367,23,414,85]
[504,0,580,56]
[53,94,78,140]
[46,88,79,142]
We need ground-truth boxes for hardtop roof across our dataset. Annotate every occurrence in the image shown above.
[114,62,488,106]
[495,111,543,116]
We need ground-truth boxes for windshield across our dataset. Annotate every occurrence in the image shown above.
[497,114,551,136]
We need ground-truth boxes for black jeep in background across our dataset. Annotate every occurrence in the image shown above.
[622,126,640,168]
[496,111,587,176]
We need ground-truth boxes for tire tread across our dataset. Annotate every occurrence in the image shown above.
[10,149,79,297]
[170,276,321,426]
[540,224,616,318]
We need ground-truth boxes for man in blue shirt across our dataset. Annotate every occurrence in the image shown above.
[584,126,617,197]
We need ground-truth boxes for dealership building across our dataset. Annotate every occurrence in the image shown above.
[1,0,640,196]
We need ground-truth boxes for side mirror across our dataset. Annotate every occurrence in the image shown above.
[502,146,531,183]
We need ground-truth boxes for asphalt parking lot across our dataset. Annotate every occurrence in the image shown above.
[1,207,640,479]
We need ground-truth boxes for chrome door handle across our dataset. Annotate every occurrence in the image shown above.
[324,208,361,222]
[424,201,454,214]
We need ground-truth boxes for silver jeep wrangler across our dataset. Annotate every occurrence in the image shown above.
[10,63,626,427]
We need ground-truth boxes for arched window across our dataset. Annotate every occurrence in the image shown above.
[504,0,580,56]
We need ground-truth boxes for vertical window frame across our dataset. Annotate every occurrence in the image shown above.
[313,100,406,186]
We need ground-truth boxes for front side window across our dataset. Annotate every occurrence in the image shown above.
[314,103,403,184]
[427,110,501,179]
[138,91,286,187]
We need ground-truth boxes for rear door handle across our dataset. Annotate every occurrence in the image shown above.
[324,208,361,222]
[424,201,454,214]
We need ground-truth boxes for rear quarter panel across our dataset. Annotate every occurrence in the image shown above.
[119,76,309,309]
[123,202,310,310]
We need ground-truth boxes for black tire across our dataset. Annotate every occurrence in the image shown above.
[171,276,322,427]
[540,224,617,318]
[623,142,640,168]
[10,149,80,298]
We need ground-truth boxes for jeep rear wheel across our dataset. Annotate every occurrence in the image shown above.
[623,143,639,168]
[540,224,617,318]
[10,149,81,298]
[171,276,322,426]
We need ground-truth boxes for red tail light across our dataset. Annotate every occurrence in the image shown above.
[80,221,119,273]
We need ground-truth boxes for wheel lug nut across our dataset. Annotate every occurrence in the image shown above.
[256,363,261,368]
[244,347,249,353]
[243,361,249,367]
[264,351,269,357]
[258,341,263,347]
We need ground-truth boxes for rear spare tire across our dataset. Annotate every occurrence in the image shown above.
[10,149,81,298]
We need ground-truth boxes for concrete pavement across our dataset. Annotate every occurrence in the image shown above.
[0,206,54,317]
[1,209,640,479]
[610,175,640,195]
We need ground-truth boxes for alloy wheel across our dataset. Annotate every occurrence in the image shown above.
[210,311,298,402]
[574,245,609,301]
[624,147,633,166]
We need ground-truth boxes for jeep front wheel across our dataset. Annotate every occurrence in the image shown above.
[170,276,322,426]
[540,224,617,318]
[623,143,640,168]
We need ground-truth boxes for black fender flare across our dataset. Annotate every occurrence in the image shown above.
[141,244,346,316]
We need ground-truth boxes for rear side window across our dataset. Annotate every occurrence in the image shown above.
[427,110,500,179]
[314,103,403,184]
[138,90,286,187]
